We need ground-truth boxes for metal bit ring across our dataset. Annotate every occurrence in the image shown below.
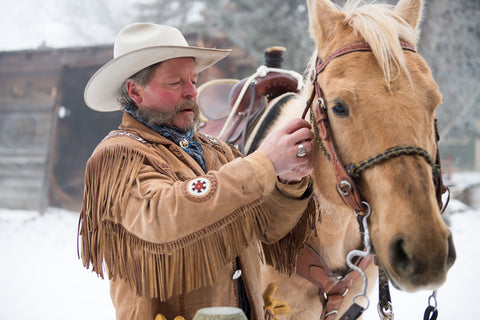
[296,144,307,158]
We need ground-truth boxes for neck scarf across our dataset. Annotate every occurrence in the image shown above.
[123,105,206,172]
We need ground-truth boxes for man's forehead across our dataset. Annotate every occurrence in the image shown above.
[156,57,196,73]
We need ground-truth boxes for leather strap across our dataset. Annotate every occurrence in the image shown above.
[433,118,449,212]
[296,245,374,320]
[306,41,417,214]
[313,91,366,213]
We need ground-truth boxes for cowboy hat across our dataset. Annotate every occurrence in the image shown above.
[84,23,231,112]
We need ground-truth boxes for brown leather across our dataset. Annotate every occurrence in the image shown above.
[229,72,300,107]
[296,245,374,320]
[312,91,366,213]
[81,113,315,320]
[225,72,300,150]
[199,72,301,153]
[433,117,449,212]
[306,41,417,214]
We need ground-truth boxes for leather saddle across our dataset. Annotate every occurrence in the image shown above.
[197,47,303,154]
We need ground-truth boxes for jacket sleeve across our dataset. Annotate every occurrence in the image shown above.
[243,151,314,243]
[78,138,314,302]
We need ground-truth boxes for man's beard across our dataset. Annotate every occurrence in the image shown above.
[136,100,200,131]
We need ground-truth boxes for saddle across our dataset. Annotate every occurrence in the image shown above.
[197,47,303,154]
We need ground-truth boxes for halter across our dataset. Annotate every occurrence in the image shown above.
[296,41,449,320]
[302,41,448,214]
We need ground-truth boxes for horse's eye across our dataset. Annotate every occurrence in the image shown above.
[331,103,349,117]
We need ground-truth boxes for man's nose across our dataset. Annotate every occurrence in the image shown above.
[183,81,197,100]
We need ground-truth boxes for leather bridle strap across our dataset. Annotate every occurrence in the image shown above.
[303,41,417,214]
[312,93,366,213]
[433,118,450,212]
[296,245,374,320]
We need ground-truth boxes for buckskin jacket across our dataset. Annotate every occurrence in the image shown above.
[78,112,317,320]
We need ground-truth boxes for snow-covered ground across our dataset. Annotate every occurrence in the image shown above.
[1,172,479,319]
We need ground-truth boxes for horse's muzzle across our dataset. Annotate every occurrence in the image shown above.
[388,230,456,290]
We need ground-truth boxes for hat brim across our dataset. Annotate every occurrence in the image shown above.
[84,46,231,112]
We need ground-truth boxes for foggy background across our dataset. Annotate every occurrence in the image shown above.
[2,0,479,142]
[0,1,479,319]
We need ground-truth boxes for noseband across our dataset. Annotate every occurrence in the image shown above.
[302,41,448,214]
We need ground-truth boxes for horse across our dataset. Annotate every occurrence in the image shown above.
[198,0,456,318]
[256,0,456,318]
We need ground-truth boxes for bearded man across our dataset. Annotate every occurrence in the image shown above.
[78,23,315,320]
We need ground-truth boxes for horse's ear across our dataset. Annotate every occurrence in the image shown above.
[394,0,423,30]
[307,0,344,48]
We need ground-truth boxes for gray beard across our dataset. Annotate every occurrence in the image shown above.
[136,100,200,131]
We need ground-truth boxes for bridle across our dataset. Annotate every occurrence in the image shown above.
[301,41,448,214]
[296,41,449,320]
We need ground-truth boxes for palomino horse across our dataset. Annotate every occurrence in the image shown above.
[198,0,456,319]
[257,0,456,319]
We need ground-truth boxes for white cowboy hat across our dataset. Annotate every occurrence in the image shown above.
[84,23,231,112]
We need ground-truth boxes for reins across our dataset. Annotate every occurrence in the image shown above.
[346,145,441,179]
[297,41,449,320]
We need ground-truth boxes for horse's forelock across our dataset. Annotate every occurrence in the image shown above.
[341,0,418,84]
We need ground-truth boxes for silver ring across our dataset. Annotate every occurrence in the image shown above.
[296,144,307,157]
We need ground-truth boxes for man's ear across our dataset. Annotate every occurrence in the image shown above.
[126,80,143,105]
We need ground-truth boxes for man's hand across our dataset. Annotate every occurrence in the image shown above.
[258,118,314,182]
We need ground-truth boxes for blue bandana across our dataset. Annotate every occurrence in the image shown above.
[123,105,206,172]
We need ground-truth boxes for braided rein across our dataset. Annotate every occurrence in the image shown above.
[309,109,441,182]
[346,145,441,179]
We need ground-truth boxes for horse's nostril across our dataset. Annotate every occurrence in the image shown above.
[389,237,412,276]
[446,233,456,269]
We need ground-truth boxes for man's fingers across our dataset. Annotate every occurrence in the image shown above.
[281,118,311,134]
[290,127,314,145]
[258,118,316,176]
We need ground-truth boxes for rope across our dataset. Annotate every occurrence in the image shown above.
[309,108,330,161]
[308,107,440,181]
[376,256,394,320]
[346,146,441,179]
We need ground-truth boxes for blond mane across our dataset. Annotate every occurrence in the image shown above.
[307,0,419,85]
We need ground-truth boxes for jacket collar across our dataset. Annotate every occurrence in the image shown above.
[117,112,207,174]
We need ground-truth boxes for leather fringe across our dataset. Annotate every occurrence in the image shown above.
[77,143,272,302]
[261,197,319,275]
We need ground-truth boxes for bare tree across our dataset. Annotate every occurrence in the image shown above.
[136,0,314,72]
[419,0,480,140]
[136,0,479,141]
[51,0,138,46]
[54,0,478,141]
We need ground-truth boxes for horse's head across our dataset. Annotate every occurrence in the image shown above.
[306,0,455,292]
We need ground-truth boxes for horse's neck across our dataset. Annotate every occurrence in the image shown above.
[274,83,364,270]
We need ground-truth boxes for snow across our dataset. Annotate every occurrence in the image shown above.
[0,208,113,319]
[364,207,479,319]
[1,172,479,319]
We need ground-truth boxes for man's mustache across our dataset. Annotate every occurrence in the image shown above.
[176,99,199,112]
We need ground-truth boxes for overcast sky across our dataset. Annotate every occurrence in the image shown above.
[0,0,136,51]
[1,0,71,51]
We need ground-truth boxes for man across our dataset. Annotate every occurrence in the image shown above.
[78,23,316,320]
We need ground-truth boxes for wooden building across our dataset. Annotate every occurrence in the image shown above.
[0,35,254,212]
